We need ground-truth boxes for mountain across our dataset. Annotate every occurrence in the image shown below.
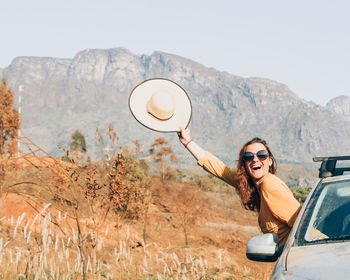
[326,95,350,120]
[1,47,349,168]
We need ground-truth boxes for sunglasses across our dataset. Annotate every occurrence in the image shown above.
[242,150,269,162]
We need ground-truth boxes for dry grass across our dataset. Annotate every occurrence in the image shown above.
[0,207,218,279]
[0,132,275,279]
[0,202,273,279]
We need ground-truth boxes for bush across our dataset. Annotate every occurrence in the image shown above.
[291,186,312,203]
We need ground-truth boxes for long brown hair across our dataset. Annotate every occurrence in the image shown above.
[236,137,277,212]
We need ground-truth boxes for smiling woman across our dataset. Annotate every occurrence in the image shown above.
[240,140,273,185]
[177,128,301,246]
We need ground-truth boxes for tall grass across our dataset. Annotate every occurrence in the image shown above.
[0,128,270,279]
[0,205,214,279]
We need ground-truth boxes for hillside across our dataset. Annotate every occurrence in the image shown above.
[0,147,276,279]
[1,47,349,169]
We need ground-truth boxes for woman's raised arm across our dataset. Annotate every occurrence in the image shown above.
[177,126,206,160]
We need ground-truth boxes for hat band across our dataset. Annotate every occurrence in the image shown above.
[148,111,174,121]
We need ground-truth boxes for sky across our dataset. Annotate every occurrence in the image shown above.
[1,0,349,106]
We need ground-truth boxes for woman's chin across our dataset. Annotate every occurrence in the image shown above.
[250,171,268,183]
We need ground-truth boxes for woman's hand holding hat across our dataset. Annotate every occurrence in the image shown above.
[177,126,192,146]
[177,126,206,160]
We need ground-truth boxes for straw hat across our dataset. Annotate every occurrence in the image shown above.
[129,78,192,132]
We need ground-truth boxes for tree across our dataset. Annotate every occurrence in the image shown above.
[149,137,178,183]
[176,184,208,246]
[0,78,21,154]
[70,129,87,153]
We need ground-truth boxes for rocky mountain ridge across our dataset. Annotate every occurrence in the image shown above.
[326,95,350,120]
[1,48,349,168]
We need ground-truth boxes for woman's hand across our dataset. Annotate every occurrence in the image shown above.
[177,126,192,146]
[177,126,205,159]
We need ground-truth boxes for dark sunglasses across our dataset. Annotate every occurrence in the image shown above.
[242,150,269,162]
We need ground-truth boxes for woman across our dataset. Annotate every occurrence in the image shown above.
[177,127,301,245]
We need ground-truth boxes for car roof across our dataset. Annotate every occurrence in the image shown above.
[320,173,350,183]
[313,156,350,179]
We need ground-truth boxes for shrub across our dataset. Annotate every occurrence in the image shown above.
[291,186,312,203]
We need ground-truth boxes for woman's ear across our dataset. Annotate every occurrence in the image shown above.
[269,157,273,167]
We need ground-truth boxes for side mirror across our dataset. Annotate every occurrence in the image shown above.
[246,233,279,262]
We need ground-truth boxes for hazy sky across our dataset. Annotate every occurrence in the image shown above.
[1,0,349,106]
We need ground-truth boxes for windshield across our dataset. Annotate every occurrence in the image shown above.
[295,178,350,245]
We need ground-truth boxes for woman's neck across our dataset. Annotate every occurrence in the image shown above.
[253,173,271,188]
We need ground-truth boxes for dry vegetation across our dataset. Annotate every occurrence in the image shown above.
[0,125,275,279]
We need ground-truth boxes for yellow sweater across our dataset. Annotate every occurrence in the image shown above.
[198,151,301,244]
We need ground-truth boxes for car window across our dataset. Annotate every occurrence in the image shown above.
[295,179,350,245]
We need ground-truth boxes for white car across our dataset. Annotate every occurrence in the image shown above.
[246,156,350,279]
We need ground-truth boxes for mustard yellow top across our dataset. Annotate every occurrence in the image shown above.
[198,151,301,244]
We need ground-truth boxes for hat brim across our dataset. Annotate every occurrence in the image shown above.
[129,78,192,133]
